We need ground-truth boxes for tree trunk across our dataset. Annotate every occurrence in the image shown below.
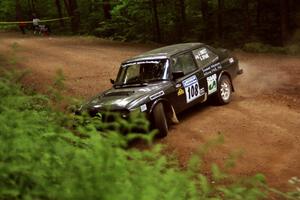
[152,0,161,42]
[55,0,64,26]
[256,0,261,27]
[217,0,224,41]
[64,0,71,17]
[27,0,32,14]
[70,0,80,33]
[280,0,288,44]
[102,0,112,20]
[16,0,22,20]
[31,0,36,14]
[200,0,208,19]
[64,0,80,33]
[175,0,186,41]
[179,0,186,23]
[16,0,26,34]
[26,0,36,15]
[200,0,209,40]
[244,0,251,40]
[89,0,94,13]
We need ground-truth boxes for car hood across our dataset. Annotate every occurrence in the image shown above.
[86,82,170,111]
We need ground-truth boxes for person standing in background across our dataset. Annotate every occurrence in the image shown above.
[18,21,26,34]
[32,13,40,34]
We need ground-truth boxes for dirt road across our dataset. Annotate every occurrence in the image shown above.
[0,32,299,189]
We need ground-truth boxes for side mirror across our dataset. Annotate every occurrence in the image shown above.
[110,79,115,84]
[172,71,184,80]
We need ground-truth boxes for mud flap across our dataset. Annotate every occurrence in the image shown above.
[170,106,179,124]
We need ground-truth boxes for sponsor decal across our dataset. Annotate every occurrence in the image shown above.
[199,87,205,96]
[182,75,203,103]
[177,88,185,96]
[182,75,197,87]
[207,74,217,95]
[150,91,165,100]
[140,104,147,112]
[194,48,210,61]
[202,62,221,76]
[176,83,182,88]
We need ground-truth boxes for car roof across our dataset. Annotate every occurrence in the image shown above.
[122,43,204,64]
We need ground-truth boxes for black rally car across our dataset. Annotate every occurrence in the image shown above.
[82,43,243,136]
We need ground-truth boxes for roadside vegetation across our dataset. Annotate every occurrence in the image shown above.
[243,42,300,55]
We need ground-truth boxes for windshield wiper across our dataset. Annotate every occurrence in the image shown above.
[114,82,148,88]
[144,78,168,83]
[114,84,124,88]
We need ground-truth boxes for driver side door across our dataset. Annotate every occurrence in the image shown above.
[169,52,206,113]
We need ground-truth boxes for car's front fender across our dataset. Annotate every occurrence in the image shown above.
[149,98,179,124]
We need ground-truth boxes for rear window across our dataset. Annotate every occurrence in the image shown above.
[192,47,218,69]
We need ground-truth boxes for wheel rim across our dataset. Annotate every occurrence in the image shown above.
[220,81,231,101]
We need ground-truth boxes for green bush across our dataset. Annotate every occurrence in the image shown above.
[0,24,18,31]
[243,42,281,53]
[243,42,300,55]
[286,44,300,55]
[1,70,299,200]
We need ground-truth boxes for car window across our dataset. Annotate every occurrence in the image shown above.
[172,53,197,75]
[115,59,169,86]
[192,47,218,69]
[123,64,140,84]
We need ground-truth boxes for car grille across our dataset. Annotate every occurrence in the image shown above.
[88,108,130,122]
[87,108,150,134]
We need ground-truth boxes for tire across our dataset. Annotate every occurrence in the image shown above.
[152,103,168,137]
[215,75,232,105]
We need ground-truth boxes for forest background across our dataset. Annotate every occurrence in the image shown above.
[0,0,300,48]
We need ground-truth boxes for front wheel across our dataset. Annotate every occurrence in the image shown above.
[215,75,232,105]
[152,103,168,137]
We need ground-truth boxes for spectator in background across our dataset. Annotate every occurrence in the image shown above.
[32,13,40,34]
[18,21,26,34]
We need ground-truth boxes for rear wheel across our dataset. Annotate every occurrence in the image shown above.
[152,103,168,137]
[215,75,232,105]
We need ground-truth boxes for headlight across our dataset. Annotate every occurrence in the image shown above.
[129,104,148,113]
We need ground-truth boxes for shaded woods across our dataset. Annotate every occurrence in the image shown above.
[1,0,300,46]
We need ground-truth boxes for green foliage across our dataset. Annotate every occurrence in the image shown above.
[243,42,272,53]
[243,42,300,55]
[286,44,300,55]
[1,69,299,200]
[7,42,22,65]
[94,0,153,42]
[287,177,300,199]
[0,24,18,31]
[0,1,15,21]
[46,69,66,103]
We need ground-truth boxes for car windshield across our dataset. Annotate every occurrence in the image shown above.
[115,59,169,86]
